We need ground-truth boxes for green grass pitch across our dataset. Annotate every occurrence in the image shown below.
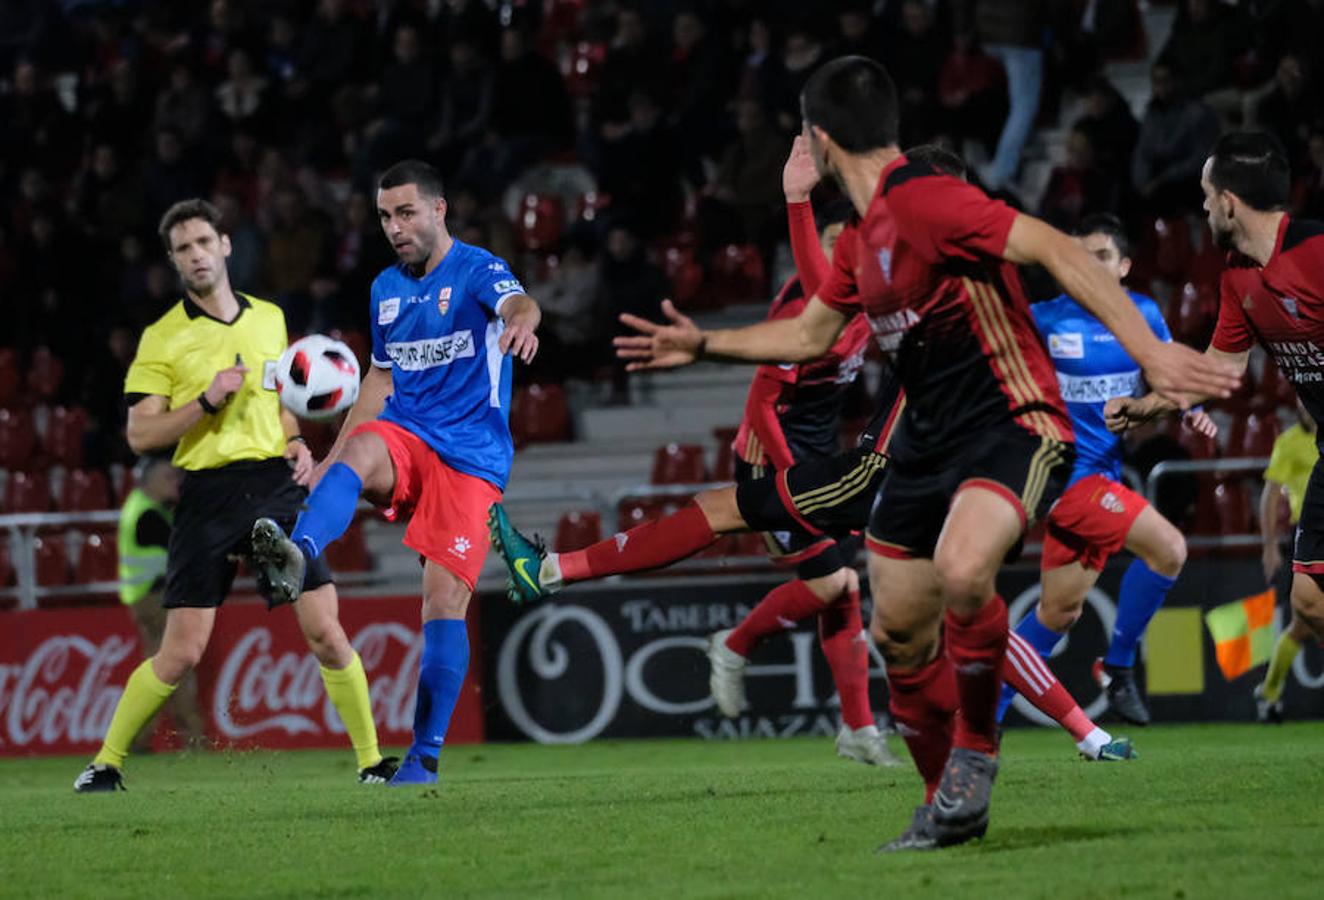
[3,724,1323,898]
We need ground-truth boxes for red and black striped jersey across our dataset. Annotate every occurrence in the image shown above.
[1213,215,1324,438]
[732,274,872,468]
[818,155,1072,464]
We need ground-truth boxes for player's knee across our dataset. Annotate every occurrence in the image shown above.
[869,604,938,668]
[934,557,995,612]
[301,615,351,667]
[804,568,851,602]
[1147,527,1187,578]
[1290,576,1324,623]
[1037,601,1082,633]
[694,488,743,534]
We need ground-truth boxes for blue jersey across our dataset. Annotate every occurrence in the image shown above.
[1031,291,1171,486]
[369,240,526,489]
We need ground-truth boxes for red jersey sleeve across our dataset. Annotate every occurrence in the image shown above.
[884,171,1018,264]
[739,371,797,470]
[1211,271,1256,354]
[787,201,831,297]
[817,224,862,314]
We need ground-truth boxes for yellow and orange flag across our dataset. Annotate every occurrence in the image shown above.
[1204,589,1276,680]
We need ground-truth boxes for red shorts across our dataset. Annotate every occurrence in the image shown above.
[353,420,501,590]
[1041,474,1147,572]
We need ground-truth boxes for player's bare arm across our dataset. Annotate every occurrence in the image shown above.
[615,296,848,372]
[1003,214,1241,406]
[1104,346,1250,433]
[125,362,248,454]
[497,294,541,363]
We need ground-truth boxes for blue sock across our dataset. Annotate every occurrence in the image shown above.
[291,462,362,559]
[996,606,1064,722]
[410,619,469,761]
[1104,559,1177,669]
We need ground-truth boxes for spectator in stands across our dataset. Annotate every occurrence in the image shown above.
[72,142,146,241]
[154,63,211,148]
[1251,53,1321,168]
[428,35,493,179]
[936,28,1008,157]
[483,28,574,184]
[886,0,949,146]
[974,0,1049,193]
[212,191,264,293]
[834,0,884,60]
[0,58,75,174]
[525,230,606,383]
[1039,125,1123,231]
[79,59,153,156]
[214,48,269,130]
[668,8,730,172]
[594,89,684,239]
[594,5,667,140]
[294,0,368,107]
[705,100,788,253]
[261,186,328,331]
[1075,76,1139,180]
[142,129,206,225]
[759,24,826,135]
[1131,62,1220,217]
[1292,129,1324,219]
[1157,0,1246,103]
[600,220,668,403]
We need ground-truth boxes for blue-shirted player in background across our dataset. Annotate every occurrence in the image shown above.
[998,214,1215,727]
[250,159,541,785]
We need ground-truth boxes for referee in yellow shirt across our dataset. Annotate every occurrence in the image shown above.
[1256,400,1319,723]
[75,199,396,791]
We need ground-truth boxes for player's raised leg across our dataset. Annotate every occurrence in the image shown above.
[1256,612,1313,722]
[75,608,215,792]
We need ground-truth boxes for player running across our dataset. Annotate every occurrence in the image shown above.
[1109,130,1324,718]
[995,214,1214,729]
[74,199,394,792]
[248,160,541,786]
[492,144,1137,767]
[616,57,1237,850]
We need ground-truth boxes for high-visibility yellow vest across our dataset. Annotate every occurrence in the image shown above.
[118,488,172,605]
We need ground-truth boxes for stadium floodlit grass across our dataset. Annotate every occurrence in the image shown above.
[3,725,1323,898]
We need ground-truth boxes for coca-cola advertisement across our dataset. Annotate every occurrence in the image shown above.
[0,595,484,757]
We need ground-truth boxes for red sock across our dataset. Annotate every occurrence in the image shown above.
[725,579,826,657]
[818,587,873,730]
[887,652,958,802]
[945,596,1009,756]
[558,502,717,583]
[1003,632,1095,742]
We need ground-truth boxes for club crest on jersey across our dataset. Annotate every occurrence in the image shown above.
[379,297,400,325]
[438,286,452,316]
[876,248,893,284]
[1099,491,1125,514]
[1282,296,1299,318]
[1048,332,1084,359]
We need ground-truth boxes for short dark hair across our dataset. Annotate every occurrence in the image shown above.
[1073,212,1131,258]
[1208,131,1291,212]
[800,56,899,153]
[378,159,445,199]
[903,144,967,179]
[158,198,223,250]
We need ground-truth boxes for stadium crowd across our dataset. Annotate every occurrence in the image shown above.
[0,0,1322,475]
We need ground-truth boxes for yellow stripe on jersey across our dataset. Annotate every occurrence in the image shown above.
[124,293,289,471]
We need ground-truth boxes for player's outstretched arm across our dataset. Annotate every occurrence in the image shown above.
[1104,347,1249,432]
[310,365,393,485]
[125,363,248,453]
[498,294,541,363]
[615,297,847,372]
[1003,214,1241,407]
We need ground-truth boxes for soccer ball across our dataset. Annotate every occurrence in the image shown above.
[275,335,361,421]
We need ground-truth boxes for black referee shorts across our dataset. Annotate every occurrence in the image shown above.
[735,448,887,578]
[165,458,334,609]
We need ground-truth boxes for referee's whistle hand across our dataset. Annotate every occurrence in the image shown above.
[205,364,250,407]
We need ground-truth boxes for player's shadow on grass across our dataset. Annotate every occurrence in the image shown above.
[973,823,1138,853]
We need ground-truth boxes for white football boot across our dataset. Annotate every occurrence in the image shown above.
[836,724,903,767]
[706,629,748,717]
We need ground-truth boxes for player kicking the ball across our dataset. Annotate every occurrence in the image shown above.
[996,214,1215,730]
[614,58,1237,849]
[248,160,541,786]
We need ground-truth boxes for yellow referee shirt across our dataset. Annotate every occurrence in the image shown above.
[1264,424,1319,524]
[124,293,289,471]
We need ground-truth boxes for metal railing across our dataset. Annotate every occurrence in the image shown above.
[1144,456,1269,550]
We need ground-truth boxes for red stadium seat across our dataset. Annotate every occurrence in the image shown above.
[33,534,71,586]
[27,346,63,401]
[510,383,571,447]
[0,407,36,470]
[708,243,767,305]
[1171,281,1216,346]
[541,0,585,43]
[324,519,370,572]
[1256,363,1295,410]
[515,193,565,253]
[0,535,13,587]
[1171,417,1216,460]
[617,498,675,533]
[43,405,89,468]
[5,469,50,513]
[0,348,18,408]
[651,443,707,485]
[554,510,602,552]
[711,427,738,481]
[61,468,111,512]
[663,243,704,306]
[563,41,606,98]
[731,531,768,556]
[1150,217,1193,284]
[575,190,610,224]
[75,531,119,583]
[1226,410,1281,459]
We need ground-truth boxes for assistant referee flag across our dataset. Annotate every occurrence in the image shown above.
[1204,589,1276,680]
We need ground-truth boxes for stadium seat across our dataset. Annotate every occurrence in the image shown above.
[515,192,565,253]
[575,189,610,224]
[61,468,111,512]
[1171,281,1216,346]
[0,407,35,469]
[27,346,63,401]
[1172,419,1216,460]
[1226,410,1280,459]
[541,0,585,43]
[709,243,767,305]
[1255,363,1295,410]
[43,405,89,468]
[0,348,18,408]
[0,535,12,586]
[617,498,674,533]
[563,41,606,98]
[731,531,768,557]
[509,383,571,447]
[1149,217,1193,284]
[651,443,707,485]
[75,531,119,583]
[662,243,704,306]
[324,519,370,572]
[555,509,602,552]
[5,469,50,513]
[711,427,738,481]
[33,534,71,586]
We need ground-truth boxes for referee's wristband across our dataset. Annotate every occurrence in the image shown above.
[286,435,307,446]
[197,392,220,415]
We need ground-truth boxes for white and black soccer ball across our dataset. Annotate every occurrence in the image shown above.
[275,335,361,421]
